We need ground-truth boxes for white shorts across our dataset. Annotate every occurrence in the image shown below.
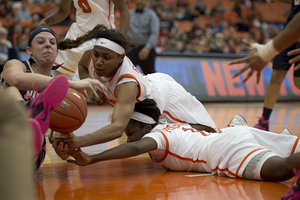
[55,23,96,78]
[209,126,300,179]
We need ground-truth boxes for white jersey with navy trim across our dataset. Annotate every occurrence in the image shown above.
[88,55,218,132]
[144,124,300,179]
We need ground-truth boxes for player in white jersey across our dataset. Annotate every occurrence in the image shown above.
[50,25,217,159]
[39,0,129,79]
[65,99,300,182]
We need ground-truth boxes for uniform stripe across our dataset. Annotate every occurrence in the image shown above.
[116,74,141,101]
[290,137,300,155]
[87,53,93,70]
[107,0,112,29]
[149,131,169,163]
[54,62,75,73]
[236,148,265,177]
[162,110,187,123]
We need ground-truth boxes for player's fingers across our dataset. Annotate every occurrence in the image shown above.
[49,130,54,143]
[287,49,300,56]
[242,39,251,48]
[66,159,76,164]
[294,64,300,71]
[52,139,58,148]
[242,69,254,84]
[289,55,300,64]
[232,65,250,78]
[63,143,69,153]
[256,71,261,84]
[229,57,248,65]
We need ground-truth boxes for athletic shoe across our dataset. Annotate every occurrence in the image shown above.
[28,118,43,158]
[254,116,269,131]
[28,75,69,135]
[281,169,300,200]
[281,128,292,136]
[227,114,248,127]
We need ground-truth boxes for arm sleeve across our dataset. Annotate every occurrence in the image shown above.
[143,131,166,160]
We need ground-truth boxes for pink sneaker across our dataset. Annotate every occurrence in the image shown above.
[28,75,69,135]
[282,169,300,200]
[28,118,43,158]
[253,116,269,131]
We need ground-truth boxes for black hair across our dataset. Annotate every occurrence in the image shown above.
[58,24,132,53]
[130,99,160,129]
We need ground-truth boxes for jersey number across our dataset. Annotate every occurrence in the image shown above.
[78,0,92,13]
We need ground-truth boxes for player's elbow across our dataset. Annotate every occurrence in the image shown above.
[128,143,145,155]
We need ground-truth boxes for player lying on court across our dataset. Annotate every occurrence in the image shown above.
[50,24,218,156]
[65,99,300,182]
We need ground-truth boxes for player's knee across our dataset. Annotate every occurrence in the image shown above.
[270,70,287,84]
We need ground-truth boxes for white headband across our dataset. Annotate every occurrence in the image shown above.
[131,111,157,124]
[94,38,125,55]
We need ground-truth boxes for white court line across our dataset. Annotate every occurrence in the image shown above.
[185,174,212,177]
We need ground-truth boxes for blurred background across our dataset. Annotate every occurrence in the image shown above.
[0,0,297,102]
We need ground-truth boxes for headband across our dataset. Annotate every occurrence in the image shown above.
[131,111,157,124]
[94,38,125,55]
[28,27,57,45]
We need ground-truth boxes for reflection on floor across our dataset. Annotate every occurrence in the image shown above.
[37,102,300,200]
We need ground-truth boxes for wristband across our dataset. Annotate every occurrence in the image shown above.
[251,40,279,62]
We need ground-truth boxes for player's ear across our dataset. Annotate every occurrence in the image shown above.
[119,54,125,64]
[144,124,152,134]
[26,46,32,56]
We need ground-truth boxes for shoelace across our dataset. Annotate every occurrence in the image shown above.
[24,83,39,100]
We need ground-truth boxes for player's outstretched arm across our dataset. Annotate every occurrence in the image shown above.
[230,12,300,84]
[229,39,272,84]
[67,137,157,166]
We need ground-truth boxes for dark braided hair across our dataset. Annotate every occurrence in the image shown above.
[130,99,160,129]
[57,24,131,54]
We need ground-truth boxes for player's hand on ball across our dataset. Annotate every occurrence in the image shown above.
[50,131,71,160]
[67,148,92,166]
[87,88,107,106]
[54,132,81,150]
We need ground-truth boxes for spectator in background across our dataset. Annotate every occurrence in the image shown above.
[195,0,207,15]
[17,2,32,22]
[13,24,23,47]
[0,26,12,73]
[126,0,160,75]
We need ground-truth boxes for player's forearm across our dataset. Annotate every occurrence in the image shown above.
[41,8,69,25]
[78,64,91,80]
[273,12,300,52]
[118,10,130,38]
[89,143,142,164]
[79,124,124,147]
[4,72,53,91]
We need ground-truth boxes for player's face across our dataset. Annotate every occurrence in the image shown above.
[92,46,124,78]
[125,122,149,143]
[27,32,58,64]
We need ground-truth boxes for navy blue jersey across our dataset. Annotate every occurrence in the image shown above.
[0,61,39,100]
[285,0,300,24]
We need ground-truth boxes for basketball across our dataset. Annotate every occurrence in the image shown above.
[49,88,88,133]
